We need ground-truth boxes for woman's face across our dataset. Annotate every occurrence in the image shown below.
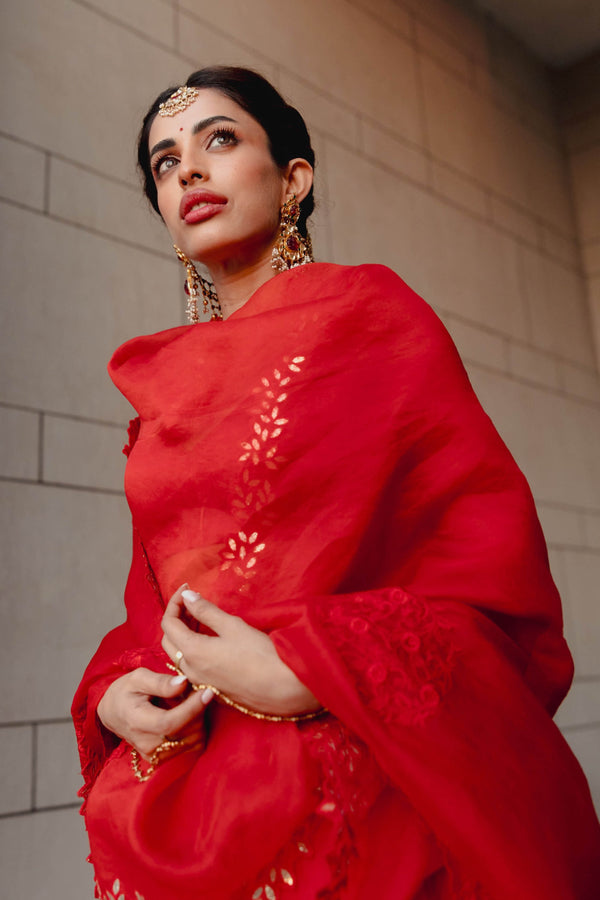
[148,89,294,272]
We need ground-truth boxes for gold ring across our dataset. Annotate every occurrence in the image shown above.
[174,649,185,674]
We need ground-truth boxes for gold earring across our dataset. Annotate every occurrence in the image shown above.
[174,246,223,322]
[271,195,314,272]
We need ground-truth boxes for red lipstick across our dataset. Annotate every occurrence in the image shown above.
[179,189,227,224]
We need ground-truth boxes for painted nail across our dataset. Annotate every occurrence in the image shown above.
[201,687,215,704]
[182,589,201,603]
[170,674,187,685]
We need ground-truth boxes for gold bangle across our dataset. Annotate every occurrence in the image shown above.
[190,682,327,723]
[130,737,186,782]
[165,662,327,723]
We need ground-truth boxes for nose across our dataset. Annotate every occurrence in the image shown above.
[178,165,203,187]
[178,150,205,187]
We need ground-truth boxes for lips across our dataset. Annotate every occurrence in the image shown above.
[179,189,228,224]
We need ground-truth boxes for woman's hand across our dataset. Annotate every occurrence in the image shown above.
[161,584,321,718]
[97,667,213,759]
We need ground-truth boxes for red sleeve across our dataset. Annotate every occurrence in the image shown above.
[71,526,166,805]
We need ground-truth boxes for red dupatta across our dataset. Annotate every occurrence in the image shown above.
[72,263,600,900]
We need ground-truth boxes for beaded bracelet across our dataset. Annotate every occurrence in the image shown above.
[131,732,207,782]
[165,662,327,723]
[130,737,187,783]
[190,681,327,723]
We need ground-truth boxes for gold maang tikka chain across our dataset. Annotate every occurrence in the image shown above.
[174,245,223,323]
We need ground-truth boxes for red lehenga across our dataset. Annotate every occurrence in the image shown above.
[72,263,600,900]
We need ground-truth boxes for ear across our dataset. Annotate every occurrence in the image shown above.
[281,158,314,205]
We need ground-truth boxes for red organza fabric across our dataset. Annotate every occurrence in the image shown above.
[72,264,600,900]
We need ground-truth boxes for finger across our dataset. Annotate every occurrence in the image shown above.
[180,591,235,635]
[130,667,189,698]
[161,621,212,665]
[132,682,207,734]
[163,583,190,621]
[136,718,208,761]
[157,686,213,735]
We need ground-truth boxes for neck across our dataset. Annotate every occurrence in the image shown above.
[207,251,278,320]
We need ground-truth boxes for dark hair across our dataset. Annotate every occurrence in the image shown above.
[137,66,315,237]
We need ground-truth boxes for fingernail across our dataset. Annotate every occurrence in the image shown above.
[182,589,201,603]
[201,687,215,704]
[170,674,187,685]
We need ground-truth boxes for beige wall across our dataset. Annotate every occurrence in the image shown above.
[0,0,598,895]
[557,52,600,366]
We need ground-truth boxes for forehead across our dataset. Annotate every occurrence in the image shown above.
[148,88,265,148]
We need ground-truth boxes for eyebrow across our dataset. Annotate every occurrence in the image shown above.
[149,115,238,160]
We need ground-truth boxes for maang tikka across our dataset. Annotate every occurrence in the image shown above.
[271,195,314,272]
[158,85,200,117]
[174,246,223,323]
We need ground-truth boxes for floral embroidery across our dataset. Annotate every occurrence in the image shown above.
[122,417,140,457]
[246,719,384,900]
[96,877,144,900]
[221,356,305,587]
[310,720,384,898]
[251,865,295,899]
[221,529,266,579]
[244,830,314,900]
[245,824,308,898]
[318,588,456,726]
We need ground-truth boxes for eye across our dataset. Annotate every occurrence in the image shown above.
[153,155,178,177]
[206,127,239,150]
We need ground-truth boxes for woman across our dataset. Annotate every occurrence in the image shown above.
[72,67,600,900]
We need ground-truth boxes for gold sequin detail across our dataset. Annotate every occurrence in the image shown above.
[251,865,296,899]
[281,869,294,886]
[98,878,144,900]
[220,530,266,579]
[221,356,306,585]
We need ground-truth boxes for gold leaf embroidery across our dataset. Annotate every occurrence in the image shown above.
[222,355,306,582]
[221,356,305,584]
[248,853,303,898]
[98,877,145,900]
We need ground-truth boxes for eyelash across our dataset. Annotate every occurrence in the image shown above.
[208,127,239,148]
[152,155,176,177]
[152,127,239,177]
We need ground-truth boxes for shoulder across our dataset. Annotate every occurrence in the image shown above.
[312,262,456,360]
[287,263,469,410]
[304,263,445,329]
